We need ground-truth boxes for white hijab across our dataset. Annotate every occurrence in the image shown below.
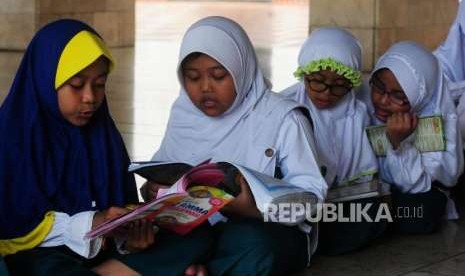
[153,16,301,176]
[281,27,377,187]
[374,41,455,116]
[433,1,465,142]
[434,0,465,86]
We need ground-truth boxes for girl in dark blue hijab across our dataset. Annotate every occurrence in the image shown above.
[0,19,155,274]
[0,19,214,276]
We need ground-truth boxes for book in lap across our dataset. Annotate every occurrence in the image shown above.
[366,115,446,156]
[326,177,390,202]
[85,161,318,239]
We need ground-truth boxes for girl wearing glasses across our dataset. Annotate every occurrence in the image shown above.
[281,27,384,255]
[366,41,463,234]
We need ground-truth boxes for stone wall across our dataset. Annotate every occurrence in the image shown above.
[0,0,134,50]
[310,0,459,71]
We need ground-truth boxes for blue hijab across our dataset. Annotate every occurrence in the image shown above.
[0,19,137,239]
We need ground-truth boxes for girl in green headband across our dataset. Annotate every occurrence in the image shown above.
[281,27,384,255]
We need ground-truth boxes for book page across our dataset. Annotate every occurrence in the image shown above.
[232,163,318,219]
[366,115,446,156]
[129,161,194,184]
[327,179,380,202]
[156,162,237,198]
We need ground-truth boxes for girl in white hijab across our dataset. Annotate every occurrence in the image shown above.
[434,0,465,143]
[281,27,384,255]
[148,16,327,275]
[366,41,463,233]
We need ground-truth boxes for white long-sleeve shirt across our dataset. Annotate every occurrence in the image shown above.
[39,211,102,258]
[274,109,328,201]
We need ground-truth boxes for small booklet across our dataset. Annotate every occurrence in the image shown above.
[326,177,389,202]
[366,115,446,156]
[85,161,317,239]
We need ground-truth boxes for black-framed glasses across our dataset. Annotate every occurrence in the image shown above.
[370,75,409,106]
[305,77,352,97]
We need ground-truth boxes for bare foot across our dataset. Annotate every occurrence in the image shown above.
[185,264,208,276]
[93,259,140,276]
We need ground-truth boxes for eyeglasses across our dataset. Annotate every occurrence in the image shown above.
[305,76,352,97]
[370,75,409,106]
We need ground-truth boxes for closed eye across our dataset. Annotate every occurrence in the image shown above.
[211,72,228,80]
[391,91,408,101]
[94,76,107,87]
[185,75,200,82]
[68,77,85,89]
[210,67,229,80]
[183,69,200,81]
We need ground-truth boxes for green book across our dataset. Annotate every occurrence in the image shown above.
[366,115,446,157]
[326,178,387,202]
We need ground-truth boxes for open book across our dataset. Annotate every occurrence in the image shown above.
[366,115,446,156]
[85,161,318,239]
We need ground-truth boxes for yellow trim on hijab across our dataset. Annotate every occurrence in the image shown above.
[0,212,55,256]
[55,30,114,89]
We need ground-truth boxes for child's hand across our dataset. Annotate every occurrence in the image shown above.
[92,206,129,230]
[140,181,169,202]
[386,112,418,150]
[221,175,261,218]
[123,219,156,253]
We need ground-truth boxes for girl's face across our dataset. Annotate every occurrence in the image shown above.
[57,57,109,127]
[304,69,352,109]
[370,68,411,122]
[182,54,236,117]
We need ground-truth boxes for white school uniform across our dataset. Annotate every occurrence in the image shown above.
[434,0,465,144]
[365,42,463,197]
[152,16,327,261]
[281,27,378,188]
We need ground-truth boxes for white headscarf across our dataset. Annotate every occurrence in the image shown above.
[153,16,301,176]
[374,41,454,116]
[281,27,377,187]
[433,1,465,142]
[434,0,465,85]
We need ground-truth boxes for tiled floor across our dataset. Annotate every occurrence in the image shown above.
[1,1,465,275]
[295,216,465,276]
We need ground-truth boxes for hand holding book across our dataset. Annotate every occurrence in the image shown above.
[86,161,318,239]
[220,174,261,219]
[92,207,156,252]
[123,219,155,253]
[92,207,130,231]
[366,115,446,156]
[140,181,169,202]
[86,162,238,239]
[386,112,419,149]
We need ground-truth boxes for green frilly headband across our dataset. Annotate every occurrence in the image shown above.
[293,57,362,87]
